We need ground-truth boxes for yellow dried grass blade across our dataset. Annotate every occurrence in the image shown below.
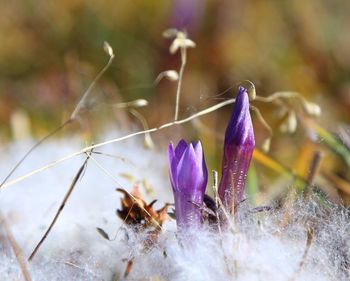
[253,149,290,176]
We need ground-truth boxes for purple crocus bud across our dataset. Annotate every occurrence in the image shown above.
[168,140,208,230]
[218,87,255,213]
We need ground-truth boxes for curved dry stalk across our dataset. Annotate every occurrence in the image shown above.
[129,109,154,149]
[0,44,115,189]
[1,98,236,190]
[254,91,300,103]
[70,50,115,120]
[249,105,273,138]
[250,105,273,152]
[255,91,321,117]
[153,70,179,85]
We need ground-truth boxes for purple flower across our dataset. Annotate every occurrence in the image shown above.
[170,0,204,33]
[218,87,255,213]
[168,140,208,230]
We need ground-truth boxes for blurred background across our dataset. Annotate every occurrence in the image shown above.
[0,0,349,204]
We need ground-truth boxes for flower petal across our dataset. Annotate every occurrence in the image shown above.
[177,143,206,196]
[176,143,197,194]
[193,141,208,190]
[175,139,188,161]
[168,143,177,190]
[225,87,255,147]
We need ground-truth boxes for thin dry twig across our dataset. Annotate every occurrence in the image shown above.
[249,105,273,151]
[289,228,314,281]
[129,109,154,149]
[70,50,115,120]
[0,213,32,281]
[28,150,93,261]
[304,151,322,200]
[211,170,234,276]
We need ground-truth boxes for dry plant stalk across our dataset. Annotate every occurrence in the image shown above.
[210,170,235,277]
[28,150,93,261]
[0,213,32,281]
[174,46,187,121]
[303,151,322,200]
[280,151,322,229]
[289,228,314,281]
[249,105,273,152]
[163,29,195,121]
[129,109,154,149]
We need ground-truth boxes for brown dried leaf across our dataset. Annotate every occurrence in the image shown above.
[116,186,170,229]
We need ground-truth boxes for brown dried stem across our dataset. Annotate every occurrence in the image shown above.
[304,151,322,200]
[0,213,32,281]
[28,150,92,261]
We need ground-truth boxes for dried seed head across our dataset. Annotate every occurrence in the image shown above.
[280,111,297,134]
[164,29,196,54]
[262,137,271,153]
[170,37,196,54]
[130,99,149,108]
[303,101,321,116]
[242,80,256,100]
[164,70,179,81]
[248,86,256,101]
[144,134,154,149]
[114,99,149,109]
[163,28,179,38]
[154,70,179,84]
[103,41,114,57]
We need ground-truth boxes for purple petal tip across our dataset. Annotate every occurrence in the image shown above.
[225,87,255,147]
